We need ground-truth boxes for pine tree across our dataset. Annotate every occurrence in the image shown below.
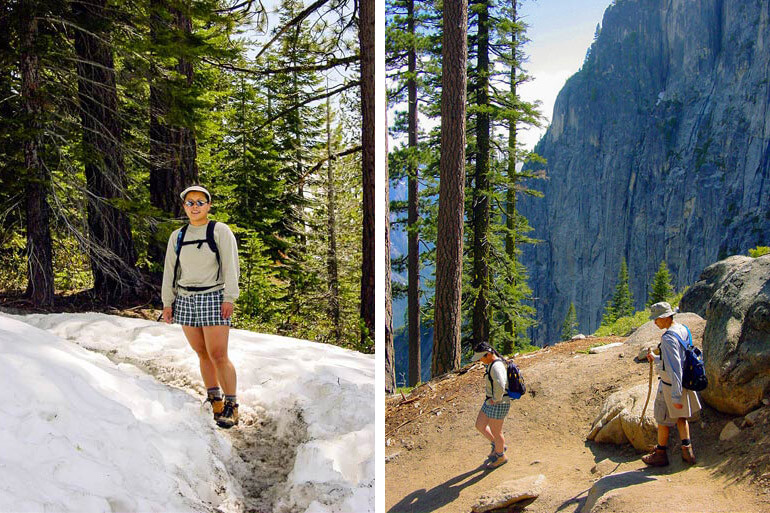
[561,302,578,341]
[602,258,634,324]
[647,260,674,306]
[432,0,468,377]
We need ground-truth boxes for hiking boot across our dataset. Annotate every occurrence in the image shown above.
[486,452,508,469]
[216,399,239,429]
[642,446,669,467]
[681,444,696,465]
[209,397,224,422]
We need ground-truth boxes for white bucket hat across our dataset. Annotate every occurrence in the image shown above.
[649,301,676,320]
[179,185,211,203]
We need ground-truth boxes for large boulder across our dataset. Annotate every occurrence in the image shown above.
[587,383,657,451]
[679,255,752,318]
[625,313,706,360]
[701,255,770,415]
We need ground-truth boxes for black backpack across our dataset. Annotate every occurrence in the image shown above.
[488,358,526,400]
[172,221,221,291]
[663,326,708,392]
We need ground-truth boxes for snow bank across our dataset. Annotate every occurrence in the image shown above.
[7,312,375,513]
[0,313,239,513]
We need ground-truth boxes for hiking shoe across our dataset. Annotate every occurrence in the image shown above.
[681,445,696,465]
[486,452,508,469]
[642,446,669,467]
[216,399,239,429]
[488,443,508,459]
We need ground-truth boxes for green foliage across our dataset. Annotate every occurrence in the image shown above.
[647,260,674,306]
[594,291,685,337]
[560,302,578,341]
[602,258,634,325]
[749,246,770,258]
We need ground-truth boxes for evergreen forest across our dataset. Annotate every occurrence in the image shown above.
[0,0,375,353]
[384,0,545,390]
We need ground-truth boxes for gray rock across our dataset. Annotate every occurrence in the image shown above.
[471,474,546,513]
[679,256,753,317]
[589,342,623,354]
[719,421,741,441]
[587,384,657,451]
[701,255,770,415]
[518,0,770,347]
[572,334,586,340]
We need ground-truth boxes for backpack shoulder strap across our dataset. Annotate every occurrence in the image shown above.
[172,224,189,289]
[206,221,221,280]
[666,328,691,351]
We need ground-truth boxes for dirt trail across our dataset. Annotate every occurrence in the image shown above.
[386,338,770,513]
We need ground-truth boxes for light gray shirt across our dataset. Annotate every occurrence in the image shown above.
[161,222,240,307]
[654,322,690,403]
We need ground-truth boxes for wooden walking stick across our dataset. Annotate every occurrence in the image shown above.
[640,348,653,426]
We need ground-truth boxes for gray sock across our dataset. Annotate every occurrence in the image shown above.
[225,394,237,403]
[207,387,222,400]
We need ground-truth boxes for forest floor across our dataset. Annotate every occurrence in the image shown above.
[386,337,770,513]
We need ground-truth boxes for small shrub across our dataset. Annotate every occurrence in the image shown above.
[749,246,770,258]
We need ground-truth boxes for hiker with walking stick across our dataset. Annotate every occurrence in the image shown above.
[642,302,701,466]
[161,185,241,429]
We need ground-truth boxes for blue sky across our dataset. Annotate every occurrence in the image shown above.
[516,0,613,149]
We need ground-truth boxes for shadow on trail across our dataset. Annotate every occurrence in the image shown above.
[387,464,491,513]
[557,466,658,513]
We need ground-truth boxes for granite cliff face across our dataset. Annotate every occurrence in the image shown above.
[520,0,770,345]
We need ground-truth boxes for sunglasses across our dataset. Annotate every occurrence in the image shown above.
[184,200,209,207]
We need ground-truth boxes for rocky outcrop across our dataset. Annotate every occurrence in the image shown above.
[519,0,770,345]
[587,384,657,451]
[701,255,770,415]
[679,255,752,317]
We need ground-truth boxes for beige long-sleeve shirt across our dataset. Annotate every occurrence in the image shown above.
[484,359,511,404]
[161,221,240,307]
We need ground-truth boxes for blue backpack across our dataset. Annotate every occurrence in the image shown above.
[488,359,526,400]
[665,326,708,392]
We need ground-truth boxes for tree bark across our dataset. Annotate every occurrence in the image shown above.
[73,0,141,304]
[149,0,199,265]
[406,0,421,386]
[432,0,468,377]
[325,95,342,345]
[359,0,376,347]
[19,0,54,307]
[472,0,491,346]
[385,105,396,394]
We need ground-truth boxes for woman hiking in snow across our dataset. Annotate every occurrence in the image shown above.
[161,185,241,429]
[472,341,511,469]
[642,302,700,466]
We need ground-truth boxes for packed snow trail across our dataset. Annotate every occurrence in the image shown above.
[0,312,374,513]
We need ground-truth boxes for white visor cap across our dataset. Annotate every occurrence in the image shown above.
[179,185,211,203]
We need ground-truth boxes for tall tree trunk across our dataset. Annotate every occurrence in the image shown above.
[503,0,518,349]
[432,0,468,377]
[19,0,54,307]
[406,0,421,386]
[472,0,491,346]
[359,0,376,347]
[325,95,342,345]
[148,0,199,265]
[385,105,396,394]
[73,0,141,304]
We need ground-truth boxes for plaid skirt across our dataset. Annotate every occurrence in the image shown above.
[481,399,511,420]
[173,289,231,327]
